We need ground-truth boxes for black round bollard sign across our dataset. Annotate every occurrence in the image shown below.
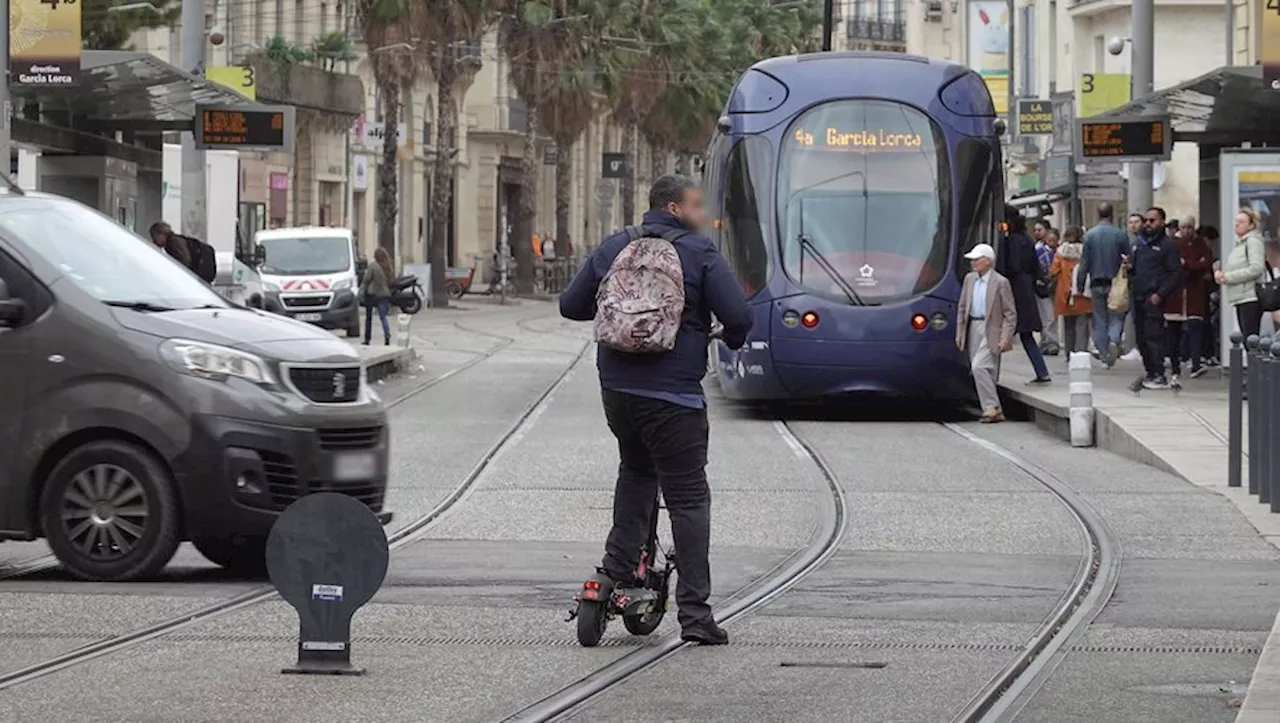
[266,492,390,675]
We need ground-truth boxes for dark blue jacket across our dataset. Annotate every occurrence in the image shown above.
[1130,227,1182,301]
[559,211,752,395]
[1077,220,1129,291]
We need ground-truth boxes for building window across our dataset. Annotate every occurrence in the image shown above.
[295,0,304,45]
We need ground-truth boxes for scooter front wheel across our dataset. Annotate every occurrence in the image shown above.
[576,600,609,647]
[399,295,423,315]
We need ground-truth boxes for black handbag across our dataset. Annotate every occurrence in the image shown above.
[1248,244,1280,312]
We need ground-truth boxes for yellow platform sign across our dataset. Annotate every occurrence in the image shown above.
[205,66,256,101]
[1078,73,1130,118]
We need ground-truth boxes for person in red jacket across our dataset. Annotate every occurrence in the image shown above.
[1164,218,1213,379]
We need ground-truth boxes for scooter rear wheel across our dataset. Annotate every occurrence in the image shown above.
[576,600,609,647]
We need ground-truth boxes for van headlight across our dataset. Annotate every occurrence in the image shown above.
[262,280,281,292]
[160,339,275,384]
[332,278,353,291]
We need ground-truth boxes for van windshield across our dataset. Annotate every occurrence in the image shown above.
[0,198,227,310]
[259,236,351,275]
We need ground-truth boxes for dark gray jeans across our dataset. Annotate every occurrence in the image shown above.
[600,389,713,629]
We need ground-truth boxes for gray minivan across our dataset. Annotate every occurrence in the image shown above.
[0,189,391,581]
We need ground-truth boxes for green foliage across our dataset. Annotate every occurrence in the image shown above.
[263,35,313,66]
[311,31,358,71]
[81,0,180,51]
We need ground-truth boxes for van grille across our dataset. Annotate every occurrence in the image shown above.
[257,450,384,512]
[281,294,332,309]
[288,365,361,404]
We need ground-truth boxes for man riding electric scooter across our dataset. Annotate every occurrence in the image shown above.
[558,175,752,646]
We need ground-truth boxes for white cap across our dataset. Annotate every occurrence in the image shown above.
[964,243,996,262]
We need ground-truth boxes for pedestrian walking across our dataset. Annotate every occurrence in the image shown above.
[1119,213,1146,361]
[1164,218,1212,379]
[998,205,1051,384]
[559,174,752,646]
[1035,226,1061,355]
[1077,203,1130,366]
[1130,207,1182,389]
[1050,226,1092,358]
[956,243,1017,423]
[360,247,393,346]
[1214,207,1269,339]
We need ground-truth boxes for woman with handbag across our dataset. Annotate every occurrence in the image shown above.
[361,247,394,346]
[1214,208,1271,338]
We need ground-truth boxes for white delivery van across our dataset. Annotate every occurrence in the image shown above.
[256,226,360,337]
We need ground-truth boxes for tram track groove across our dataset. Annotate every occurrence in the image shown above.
[0,312,554,584]
[942,422,1122,723]
[0,323,588,691]
[496,420,849,723]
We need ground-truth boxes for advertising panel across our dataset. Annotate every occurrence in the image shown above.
[966,1,1010,115]
[9,0,81,85]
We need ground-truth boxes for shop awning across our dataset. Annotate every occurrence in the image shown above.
[1089,65,1280,146]
[11,50,269,129]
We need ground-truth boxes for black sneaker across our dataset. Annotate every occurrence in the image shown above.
[1026,377,1051,385]
[1190,366,1208,379]
[681,619,729,646]
[1142,376,1170,390]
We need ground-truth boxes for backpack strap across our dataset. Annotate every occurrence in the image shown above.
[622,224,693,245]
[623,225,644,242]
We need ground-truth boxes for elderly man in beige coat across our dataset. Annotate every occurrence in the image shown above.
[956,243,1018,422]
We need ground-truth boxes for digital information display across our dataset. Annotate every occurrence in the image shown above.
[1077,116,1171,162]
[194,104,295,152]
[792,127,925,151]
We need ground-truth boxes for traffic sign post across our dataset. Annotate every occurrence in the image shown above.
[266,493,390,676]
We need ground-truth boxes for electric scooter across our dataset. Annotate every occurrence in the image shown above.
[567,494,673,647]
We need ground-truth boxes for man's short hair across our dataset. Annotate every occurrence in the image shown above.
[1097,202,1114,220]
[1148,206,1167,222]
[649,175,696,211]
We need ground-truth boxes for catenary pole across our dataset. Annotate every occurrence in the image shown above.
[1127,0,1154,215]
[181,0,208,239]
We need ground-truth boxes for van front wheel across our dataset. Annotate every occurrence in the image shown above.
[194,537,268,577]
[40,440,180,582]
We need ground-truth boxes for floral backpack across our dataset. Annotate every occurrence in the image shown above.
[593,225,689,353]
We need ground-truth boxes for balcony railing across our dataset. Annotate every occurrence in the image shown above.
[846,19,906,43]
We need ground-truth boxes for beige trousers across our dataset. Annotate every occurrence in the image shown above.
[968,319,1001,412]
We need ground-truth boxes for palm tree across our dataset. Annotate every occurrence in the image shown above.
[420,0,495,308]
[498,1,615,293]
[356,0,422,259]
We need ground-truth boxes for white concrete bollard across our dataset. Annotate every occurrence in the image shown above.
[1068,351,1095,447]
[396,313,412,348]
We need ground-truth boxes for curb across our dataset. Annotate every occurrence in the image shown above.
[996,380,1280,722]
[364,346,415,383]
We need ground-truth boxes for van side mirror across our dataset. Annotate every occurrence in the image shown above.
[253,244,267,267]
[0,278,25,328]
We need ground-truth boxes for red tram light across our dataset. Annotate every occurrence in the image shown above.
[800,311,820,329]
[911,314,928,331]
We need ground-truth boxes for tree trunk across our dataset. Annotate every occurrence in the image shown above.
[429,65,458,309]
[513,105,539,295]
[652,147,671,178]
[554,134,572,254]
[620,125,637,226]
[377,80,400,260]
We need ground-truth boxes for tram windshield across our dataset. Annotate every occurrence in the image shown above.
[778,99,950,305]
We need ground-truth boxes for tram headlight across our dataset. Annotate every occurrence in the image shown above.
[782,310,801,328]
[930,312,948,331]
[911,313,928,331]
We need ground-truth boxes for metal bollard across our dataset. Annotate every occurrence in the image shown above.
[1271,341,1280,513]
[1260,337,1273,506]
[396,313,412,349]
[1247,335,1262,496]
[1068,351,1095,447]
[1228,332,1244,488]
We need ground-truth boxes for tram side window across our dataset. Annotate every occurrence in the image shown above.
[703,134,730,246]
[721,137,772,299]
[953,138,999,283]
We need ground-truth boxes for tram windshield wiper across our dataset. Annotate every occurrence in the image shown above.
[794,198,864,307]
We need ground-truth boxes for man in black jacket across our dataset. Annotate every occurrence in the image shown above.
[1130,206,1182,389]
[560,175,752,645]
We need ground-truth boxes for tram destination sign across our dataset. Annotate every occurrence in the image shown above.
[791,127,925,151]
[1076,116,1171,162]
[195,104,296,152]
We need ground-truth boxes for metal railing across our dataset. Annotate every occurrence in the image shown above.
[1228,332,1280,514]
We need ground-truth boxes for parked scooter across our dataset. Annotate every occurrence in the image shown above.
[391,274,424,314]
